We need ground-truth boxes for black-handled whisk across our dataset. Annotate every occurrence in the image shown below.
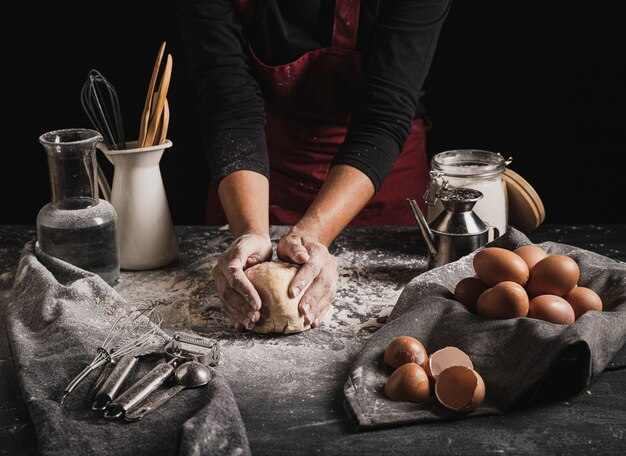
[80,69,126,150]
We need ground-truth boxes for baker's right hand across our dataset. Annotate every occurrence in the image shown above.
[212,233,272,332]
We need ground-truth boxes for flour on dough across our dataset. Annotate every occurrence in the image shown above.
[245,260,310,334]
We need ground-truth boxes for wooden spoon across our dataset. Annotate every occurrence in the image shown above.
[138,42,166,147]
[144,53,173,147]
[158,98,170,145]
[150,91,162,144]
[152,93,170,145]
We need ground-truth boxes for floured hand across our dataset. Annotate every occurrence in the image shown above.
[277,228,338,328]
[212,233,272,331]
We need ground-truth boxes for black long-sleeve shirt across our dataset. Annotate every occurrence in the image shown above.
[177,0,450,191]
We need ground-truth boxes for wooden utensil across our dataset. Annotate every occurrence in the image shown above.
[144,53,173,147]
[149,91,162,144]
[152,93,170,145]
[158,98,170,145]
[138,42,166,148]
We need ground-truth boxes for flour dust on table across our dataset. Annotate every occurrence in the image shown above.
[112,226,427,341]
[107,226,428,428]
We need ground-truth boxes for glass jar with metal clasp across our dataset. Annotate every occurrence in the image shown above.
[424,149,512,240]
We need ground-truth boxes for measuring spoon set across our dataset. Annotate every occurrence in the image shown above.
[85,332,220,422]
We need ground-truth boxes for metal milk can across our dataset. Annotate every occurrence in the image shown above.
[407,187,498,269]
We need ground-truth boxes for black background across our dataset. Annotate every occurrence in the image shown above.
[3,1,625,226]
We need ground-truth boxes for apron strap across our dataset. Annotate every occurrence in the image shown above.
[332,0,361,50]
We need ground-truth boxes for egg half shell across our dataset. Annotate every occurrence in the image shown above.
[435,366,486,412]
[424,346,473,382]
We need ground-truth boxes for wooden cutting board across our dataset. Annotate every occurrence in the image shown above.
[504,168,545,232]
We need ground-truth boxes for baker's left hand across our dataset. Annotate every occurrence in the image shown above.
[277,228,338,328]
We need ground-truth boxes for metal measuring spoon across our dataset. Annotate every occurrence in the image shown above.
[124,361,212,422]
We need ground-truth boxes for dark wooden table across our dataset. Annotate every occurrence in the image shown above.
[1,225,625,455]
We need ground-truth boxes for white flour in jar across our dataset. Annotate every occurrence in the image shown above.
[427,174,508,237]
[425,150,509,239]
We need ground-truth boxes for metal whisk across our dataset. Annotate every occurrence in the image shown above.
[80,69,127,150]
[61,302,164,403]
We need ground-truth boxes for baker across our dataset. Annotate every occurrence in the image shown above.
[177,0,450,331]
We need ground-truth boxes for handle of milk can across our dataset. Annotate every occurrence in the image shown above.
[489,225,500,241]
[95,143,112,202]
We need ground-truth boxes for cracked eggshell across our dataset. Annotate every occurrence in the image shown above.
[423,346,473,383]
[384,336,428,369]
[435,366,485,412]
[384,363,431,402]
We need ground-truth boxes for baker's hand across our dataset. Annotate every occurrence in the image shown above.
[277,229,338,328]
[212,233,272,332]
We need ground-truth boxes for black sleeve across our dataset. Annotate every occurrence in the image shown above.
[176,0,269,185]
[332,0,451,192]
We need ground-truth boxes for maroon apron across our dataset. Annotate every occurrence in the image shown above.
[206,0,430,226]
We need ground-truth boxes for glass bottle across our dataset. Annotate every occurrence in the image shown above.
[424,149,510,238]
[37,128,120,284]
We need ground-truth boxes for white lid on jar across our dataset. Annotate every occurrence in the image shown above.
[431,150,511,179]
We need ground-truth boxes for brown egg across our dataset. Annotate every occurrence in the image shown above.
[454,277,489,313]
[435,366,485,412]
[475,286,492,310]
[514,245,548,270]
[384,336,428,369]
[473,247,530,287]
[526,255,580,297]
[424,346,473,382]
[564,286,603,319]
[476,281,529,319]
[528,295,575,324]
[384,363,431,402]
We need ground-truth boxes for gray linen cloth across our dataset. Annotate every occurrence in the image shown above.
[344,228,626,429]
[6,241,251,456]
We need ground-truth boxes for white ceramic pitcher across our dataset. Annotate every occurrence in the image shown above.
[97,140,178,270]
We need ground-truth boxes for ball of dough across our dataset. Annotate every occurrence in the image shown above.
[245,260,310,334]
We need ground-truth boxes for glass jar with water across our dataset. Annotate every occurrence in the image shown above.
[37,128,120,284]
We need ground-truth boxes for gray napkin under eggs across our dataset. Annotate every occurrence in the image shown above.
[344,228,626,429]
